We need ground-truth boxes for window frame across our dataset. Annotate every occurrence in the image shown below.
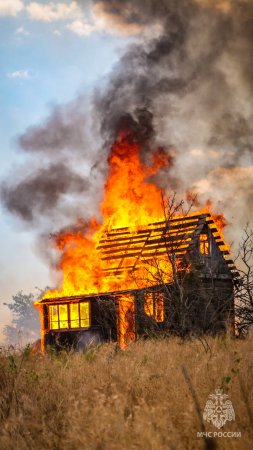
[48,301,90,331]
[199,233,211,256]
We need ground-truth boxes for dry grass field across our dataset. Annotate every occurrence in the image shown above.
[0,333,252,450]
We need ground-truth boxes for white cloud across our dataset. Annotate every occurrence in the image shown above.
[0,0,23,16]
[26,1,96,37]
[16,26,30,36]
[0,0,151,38]
[26,1,81,22]
[67,20,95,36]
[8,70,31,80]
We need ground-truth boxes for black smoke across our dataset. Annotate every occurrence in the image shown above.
[18,101,88,154]
[1,163,90,223]
[92,0,253,158]
[1,0,253,240]
[89,0,253,235]
[0,96,103,227]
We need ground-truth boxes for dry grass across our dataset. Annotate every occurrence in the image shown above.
[0,333,253,450]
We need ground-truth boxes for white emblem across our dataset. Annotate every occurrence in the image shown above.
[203,389,235,429]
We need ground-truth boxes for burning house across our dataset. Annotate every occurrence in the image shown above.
[1,0,251,353]
[34,114,238,351]
[37,212,237,351]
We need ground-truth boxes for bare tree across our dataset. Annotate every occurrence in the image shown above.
[95,194,235,346]
[135,194,198,337]
[130,193,235,339]
[234,226,253,335]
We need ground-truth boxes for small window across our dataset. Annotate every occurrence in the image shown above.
[144,293,164,322]
[80,302,90,328]
[200,234,210,255]
[49,305,59,329]
[48,302,90,330]
[59,304,68,329]
[69,303,79,328]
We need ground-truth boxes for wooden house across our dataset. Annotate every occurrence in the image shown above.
[37,213,237,350]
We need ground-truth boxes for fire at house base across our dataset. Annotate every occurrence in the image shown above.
[36,213,238,351]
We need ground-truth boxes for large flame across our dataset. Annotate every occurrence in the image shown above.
[101,129,170,229]
[38,124,230,349]
[41,125,229,304]
[43,126,172,299]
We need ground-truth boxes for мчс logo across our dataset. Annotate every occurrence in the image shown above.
[203,389,235,429]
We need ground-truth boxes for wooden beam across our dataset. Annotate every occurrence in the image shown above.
[101,239,191,256]
[99,220,204,244]
[98,227,196,248]
[99,234,193,254]
[144,212,210,227]
[101,246,189,261]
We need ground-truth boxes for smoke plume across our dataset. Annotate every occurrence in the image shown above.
[1,0,253,245]
[91,0,253,242]
[18,101,88,155]
[1,163,90,224]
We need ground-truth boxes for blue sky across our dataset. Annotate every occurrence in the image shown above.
[0,0,134,341]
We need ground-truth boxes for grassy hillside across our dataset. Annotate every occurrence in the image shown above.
[0,334,252,450]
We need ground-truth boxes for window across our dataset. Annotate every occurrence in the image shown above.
[49,305,59,330]
[69,303,79,328]
[59,304,68,329]
[200,234,210,255]
[80,302,90,328]
[144,293,164,322]
[48,302,90,330]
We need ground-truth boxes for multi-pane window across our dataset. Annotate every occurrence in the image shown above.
[49,302,90,330]
[144,293,164,322]
[199,234,210,255]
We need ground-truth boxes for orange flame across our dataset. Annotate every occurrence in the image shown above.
[43,127,172,299]
[39,127,230,348]
[101,130,170,229]
[197,199,230,252]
